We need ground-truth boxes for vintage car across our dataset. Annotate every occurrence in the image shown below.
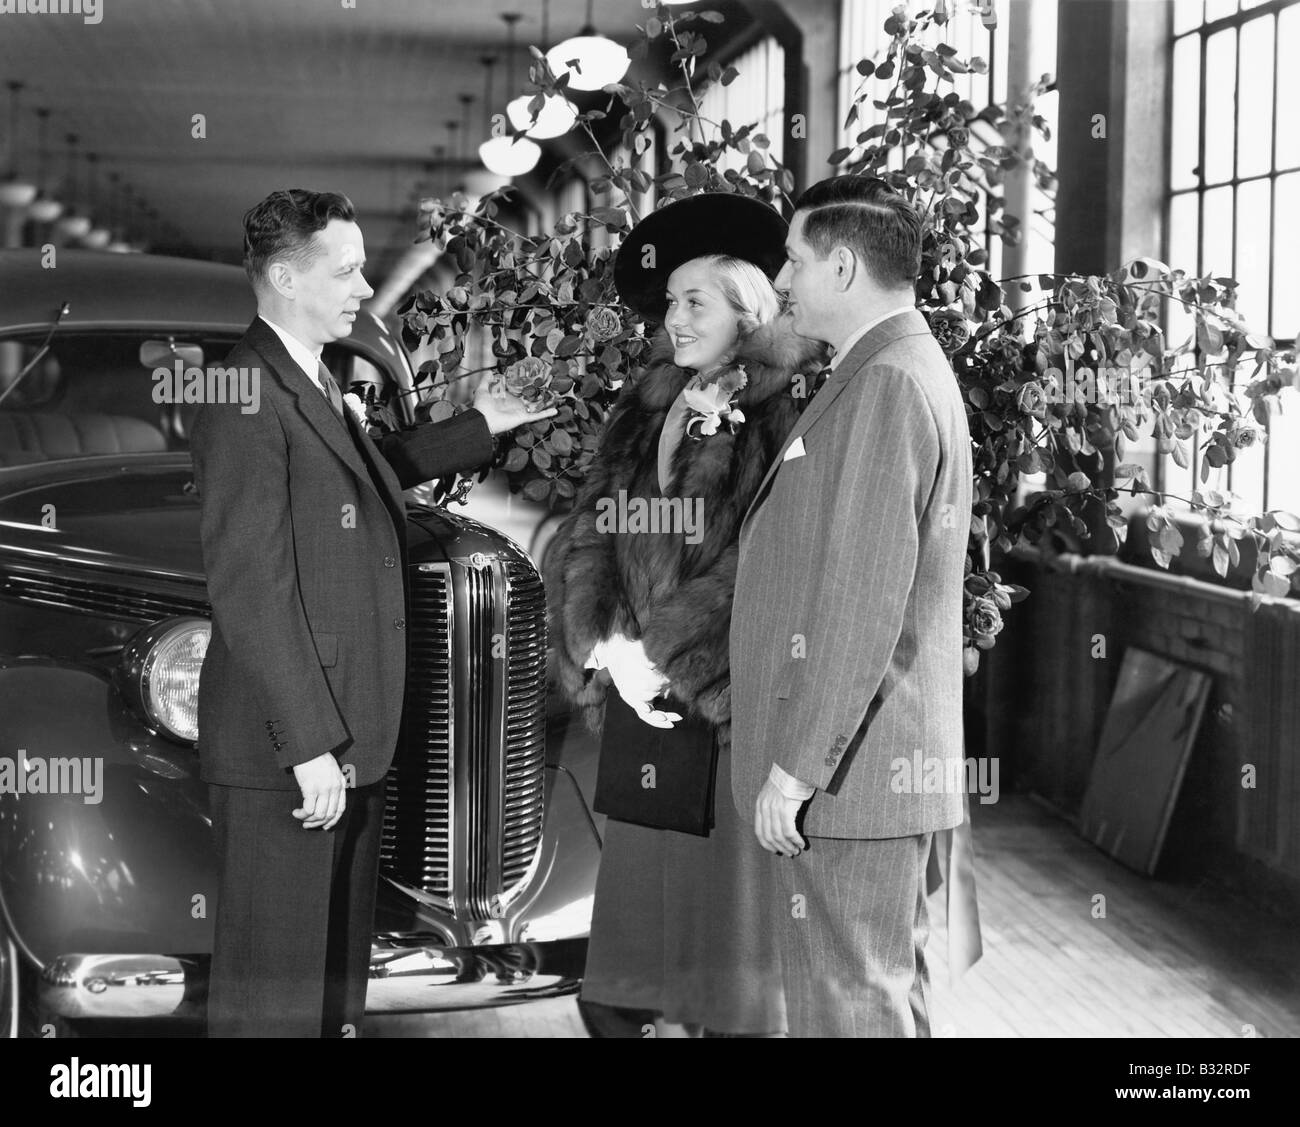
[0,247,601,1036]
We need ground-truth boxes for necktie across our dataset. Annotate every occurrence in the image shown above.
[808,365,833,400]
[317,360,345,420]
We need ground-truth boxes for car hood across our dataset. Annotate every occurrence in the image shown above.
[0,453,496,584]
[0,453,205,582]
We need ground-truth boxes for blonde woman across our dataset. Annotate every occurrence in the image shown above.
[546,195,825,1036]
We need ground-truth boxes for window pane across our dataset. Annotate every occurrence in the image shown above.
[1235,178,1271,334]
[1202,185,1234,277]
[1168,191,1199,348]
[1163,437,1197,509]
[1267,389,1300,513]
[1171,35,1201,190]
[1230,435,1266,515]
[1174,0,1204,36]
[1205,0,1238,20]
[1204,29,1237,185]
[1273,172,1300,341]
[1237,16,1274,180]
[1279,6,1300,170]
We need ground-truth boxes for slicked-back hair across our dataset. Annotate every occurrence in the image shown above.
[242,189,356,288]
[794,176,921,290]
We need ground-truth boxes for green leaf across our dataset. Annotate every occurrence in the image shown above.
[504,447,529,473]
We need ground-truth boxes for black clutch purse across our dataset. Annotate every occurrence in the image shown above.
[593,691,719,837]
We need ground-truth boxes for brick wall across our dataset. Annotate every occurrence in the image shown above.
[976,549,1300,903]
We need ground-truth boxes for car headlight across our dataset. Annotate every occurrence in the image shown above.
[117,617,210,744]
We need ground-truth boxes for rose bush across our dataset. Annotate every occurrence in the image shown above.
[393,1,1299,669]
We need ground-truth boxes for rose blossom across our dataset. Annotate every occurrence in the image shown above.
[970,596,1004,641]
[929,309,970,356]
[1231,422,1263,449]
[585,306,622,343]
[497,356,555,413]
[1016,381,1048,419]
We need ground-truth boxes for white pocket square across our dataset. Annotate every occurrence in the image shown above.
[783,436,807,462]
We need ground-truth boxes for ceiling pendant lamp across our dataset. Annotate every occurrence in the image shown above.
[0,81,38,209]
[545,0,629,92]
[478,51,540,179]
[81,153,112,248]
[54,133,91,239]
[105,172,132,253]
[506,92,577,141]
[507,1,576,140]
[27,107,64,223]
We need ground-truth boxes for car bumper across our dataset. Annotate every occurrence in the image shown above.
[38,935,587,1020]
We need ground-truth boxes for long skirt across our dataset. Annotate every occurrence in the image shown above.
[580,738,787,1035]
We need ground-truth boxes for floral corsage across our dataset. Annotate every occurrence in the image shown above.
[683,363,748,438]
[342,391,370,429]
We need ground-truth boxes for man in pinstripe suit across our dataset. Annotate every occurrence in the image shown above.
[730,177,973,1037]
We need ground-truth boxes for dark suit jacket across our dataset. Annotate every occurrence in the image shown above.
[190,316,493,790]
[729,310,973,838]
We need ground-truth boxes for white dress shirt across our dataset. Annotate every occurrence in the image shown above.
[766,304,915,803]
[260,315,329,397]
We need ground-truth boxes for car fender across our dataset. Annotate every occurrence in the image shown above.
[0,658,215,968]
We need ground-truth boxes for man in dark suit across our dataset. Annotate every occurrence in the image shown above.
[191,189,550,1037]
[730,177,973,1037]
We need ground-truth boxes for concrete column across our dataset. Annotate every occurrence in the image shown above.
[745,0,840,195]
[1054,0,1170,275]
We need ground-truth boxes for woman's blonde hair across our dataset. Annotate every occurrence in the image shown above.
[687,253,781,338]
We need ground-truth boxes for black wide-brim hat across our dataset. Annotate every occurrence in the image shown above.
[613,193,788,321]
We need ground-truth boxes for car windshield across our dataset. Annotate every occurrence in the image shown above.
[0,332,387,468]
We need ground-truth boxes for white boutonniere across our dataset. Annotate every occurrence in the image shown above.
[342,391,369,429]
[683,363,748,438]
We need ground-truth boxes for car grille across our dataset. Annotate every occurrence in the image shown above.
[381,554,547,921]
[0,564,209,621]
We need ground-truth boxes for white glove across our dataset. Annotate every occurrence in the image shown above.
[585,633,681,729]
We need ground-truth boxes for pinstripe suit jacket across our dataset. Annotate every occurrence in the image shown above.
[729,309,973,839]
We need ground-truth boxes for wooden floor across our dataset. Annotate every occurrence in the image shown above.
[928,796,1300,1038]
[372,795,1300,1038]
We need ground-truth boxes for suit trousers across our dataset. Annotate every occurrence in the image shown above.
[206,777,386,1037]
[772,832,932,1038]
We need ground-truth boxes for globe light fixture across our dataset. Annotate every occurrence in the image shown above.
[479,134,543,177]
[80,152,111,247]
[506,92,576,140]
[56,212,91,239]
[545,0,629,92]
[27,108,64,223]
[506,7,576,140]
[477,51,540,178]
[55,134,92,239]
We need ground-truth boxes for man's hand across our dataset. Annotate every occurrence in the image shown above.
[292,752,348,830]
[754,778,807,856]
[472,380,558,435]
